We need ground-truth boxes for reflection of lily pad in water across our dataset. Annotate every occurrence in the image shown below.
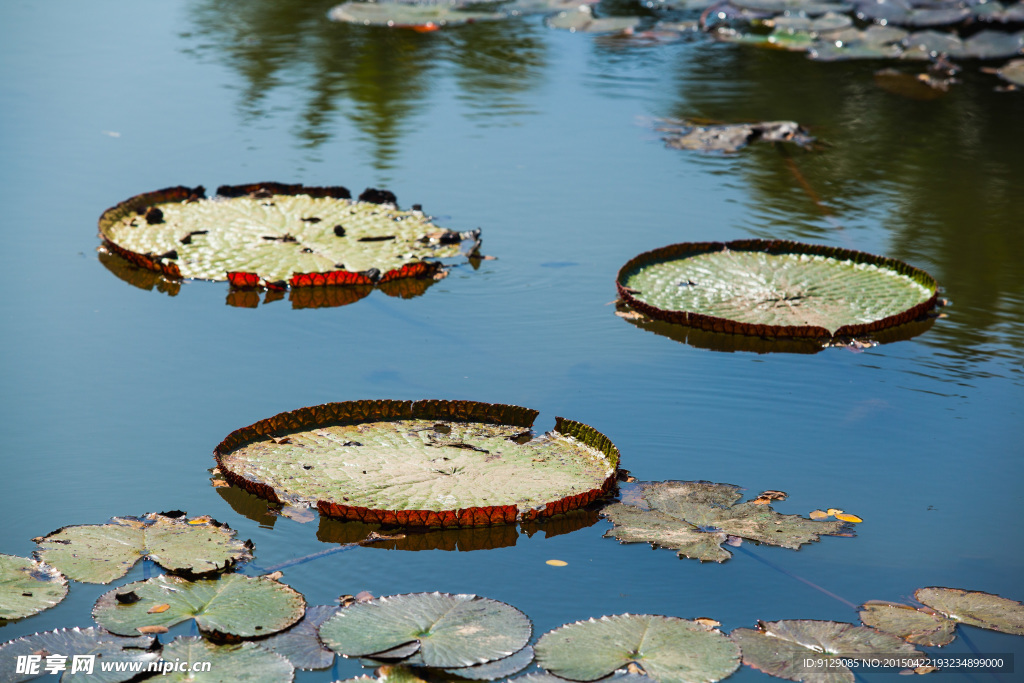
[534,614,741,683]
[858,601,957,646]
[319,592,531,669]
[98,183,475,285]
[93,573,305,638]
[0,554,68,621]
[731,619,924,682]
[214,400,619,528]
[615,301,938,352]
[915,587,1024,635]
[35,512,252,584]
[617,240,938,339]
[98,248,181,297]
[602,481,847,562]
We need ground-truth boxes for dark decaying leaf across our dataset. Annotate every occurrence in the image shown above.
[858,601,956,646]
[158,636,295,683]
[93,573,305,638]
[602,481,847,562]
[915,587,1024,635]
[0,627,158,683]
[318,592,532,669]
[0,554,68,621]
[259,605,339,670]
[34,512,252,584]
[616,240,939,339]
[534,614,741,683]
[214,400,619,528]
[731,619,924,682]
[661,120,816,153]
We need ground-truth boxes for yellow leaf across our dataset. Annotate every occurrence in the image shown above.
[834,512,863,523]
[136,625,169,634]
[826,508,844,516]
[809,509,829,520]
[546,559,568,567]
[147,603,170,614]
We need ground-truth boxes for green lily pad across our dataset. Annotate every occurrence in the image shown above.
[98,184,472,285]
[34,512,252,584]
[534,614,740,683]
[158,637,294,683]
[616,240,938,339]
[327,2,505,28]
[214,399,620,528]
[93,573,305,638]
[546,7,641,33]
[260,605,339,670]
[0,554,67,620]
[858,601,956,646]
[602,481,846,562]
[0,627,158,683]
[731,620,924,682]
[441,644,534,679]
[319,592,532,668]
[915,587,1024,635]
[992,58,1024,86]
[513,674,648,683]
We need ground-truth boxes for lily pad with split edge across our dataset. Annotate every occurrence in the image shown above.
[858,601,956,646]
[0,554,67,620]
[915,587,1024,635]
[0,627,158,683]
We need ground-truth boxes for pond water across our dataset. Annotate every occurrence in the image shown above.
[2,0,1022,680]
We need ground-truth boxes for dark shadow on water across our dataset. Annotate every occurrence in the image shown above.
[98,250,181,297]
[213,480,279,529]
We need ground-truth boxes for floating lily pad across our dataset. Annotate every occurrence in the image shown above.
[328,2,505,28]
[602,481,847,562]
[98,184,473,285]
[731,620,924,682]
[319,592,531,669]
[93,573,305,638]
[734,0,852,15]
[534,614,740,683]
[34,512,252,584]
[546,7,642,33]
[260,605,339,670]
[0,554,67,620]
[158,637,294,683]
[858,601,956,646]
[441,645,534,679]
[616,240,938,339]
[915,587,1024,635]
[0,627,157,683]
[661,120,815,153]
[214,399,620,528]
[991,58,1024,85]
[513,674,648,683]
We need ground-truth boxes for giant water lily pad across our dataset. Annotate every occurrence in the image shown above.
[34,512,252,584]
[93,573,305,638]
[534,614,740,683]
[318,592,532,668]
[98,184,474,285]
[731,620,924,682]
[915,587,1024,635]
[0,554,67,620]
[858,601,956,646]
[158,637,294,682]
[214,400,620,528]
[616,240,938,339]
[0,627,158,683]
[602,481,847,562]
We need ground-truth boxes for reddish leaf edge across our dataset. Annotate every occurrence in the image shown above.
[616,239,940,340]
[97,183,447,288]
[213,400,621,529]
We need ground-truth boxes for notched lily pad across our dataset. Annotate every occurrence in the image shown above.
[616,240,939,340]
[158,636,295,683]
[98,183,476,288]
[260,605,339,670]
[731,619,924,682]
[93,573,305,638]
[0,627,158,683]
[0,554,68,620]
[602,481,847,562]
[318,592,532,669]
[214,399,620,528]
[34,512,252,584]
[534,614,741,683]
[858,601,956,646]
[915,587,1024,635]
